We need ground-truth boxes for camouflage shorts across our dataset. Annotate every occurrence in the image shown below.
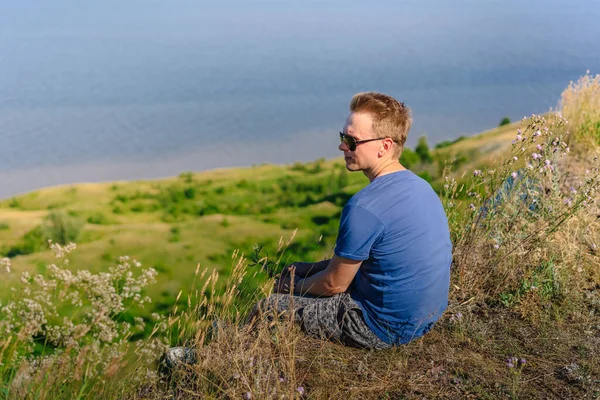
[254,292,391,350]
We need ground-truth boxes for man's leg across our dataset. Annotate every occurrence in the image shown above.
[251,292,347,341]
[339,303,392,350]
[252,292,392,350]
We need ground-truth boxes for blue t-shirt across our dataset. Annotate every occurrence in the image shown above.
[334,170,452,345]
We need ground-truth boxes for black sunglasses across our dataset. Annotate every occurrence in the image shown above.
[339,131,386,151]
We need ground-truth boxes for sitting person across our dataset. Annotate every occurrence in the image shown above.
[164,92,452,367]
[250,92,452,349]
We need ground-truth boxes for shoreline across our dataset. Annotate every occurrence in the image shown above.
[0,154,345,202]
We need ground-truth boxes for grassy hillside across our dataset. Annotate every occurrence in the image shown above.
[0,122,518,320]
[1,73,599,399]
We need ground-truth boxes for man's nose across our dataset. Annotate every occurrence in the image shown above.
[339,141,349,151]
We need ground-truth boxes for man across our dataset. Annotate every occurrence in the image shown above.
[163,93,452,367]
[255,92,453,349]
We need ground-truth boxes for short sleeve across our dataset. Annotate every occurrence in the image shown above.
[334,204,385,260]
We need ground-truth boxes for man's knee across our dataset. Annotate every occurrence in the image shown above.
[247,294,286,324]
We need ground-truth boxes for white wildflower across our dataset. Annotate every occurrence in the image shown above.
[1,258,11,273]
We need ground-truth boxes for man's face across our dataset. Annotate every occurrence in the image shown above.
[339,112,379,172]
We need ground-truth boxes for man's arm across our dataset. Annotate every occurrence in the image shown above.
[275,255,362,296]
[281,259,331,278]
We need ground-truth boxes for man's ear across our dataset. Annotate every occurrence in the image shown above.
[380,138,394,155]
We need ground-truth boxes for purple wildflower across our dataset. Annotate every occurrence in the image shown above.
[511,172,518,179]
[536,144,543,151]
[520,358,527,365]
[244,392,252,400]
[516,135,522,141]
[473,169,482,177]
[513,156,518,161]
[532,153,541,160]
[533,130,541,137]
[508,362,514,368]
[297,386,306,396]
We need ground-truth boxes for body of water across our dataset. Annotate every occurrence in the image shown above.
[1,0,599,198]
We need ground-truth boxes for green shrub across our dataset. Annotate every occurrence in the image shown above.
[130,204,145,213]
[87,212,111,225]
[5,226,46,257]
[290,162,308,172]
[415,136,433,163]
[44,210,83,245]
[8,199,20,208]
[417,171,433,183]
[499,116,511,126]
[169,226,181,243]
[0,222,9,230]
[179,171,194,183]
[435,136,466,149]
[183,187,196,199]
[399,147,420,169]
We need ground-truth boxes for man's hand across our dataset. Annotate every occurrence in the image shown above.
[273,273,301,294]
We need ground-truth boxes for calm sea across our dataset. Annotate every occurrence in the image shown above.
[1,0,599,199]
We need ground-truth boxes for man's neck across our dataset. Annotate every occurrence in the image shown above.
[364,160,406,182]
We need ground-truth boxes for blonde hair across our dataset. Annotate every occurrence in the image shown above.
[349,92,412,158]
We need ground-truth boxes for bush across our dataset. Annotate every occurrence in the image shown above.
[44,210,83,245]
[415,136,433,163]
[179,171,194,183]
[0,246,167,397]
[87,212,111,225]
[4,226,45,257]
[8,199,20,208]
[169,226,181,243]
[399,147,420,169]
[417,171,433,183]
[435,136,466,149]
[499,116,511,126]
